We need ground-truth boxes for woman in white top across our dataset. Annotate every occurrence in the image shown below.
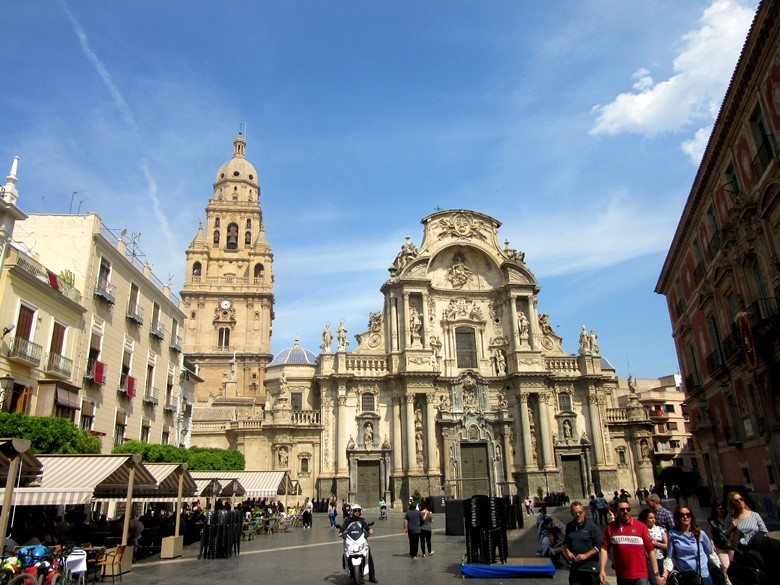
[639,508,668,578]
[725,491,767,550]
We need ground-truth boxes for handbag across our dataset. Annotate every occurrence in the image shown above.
[668,532,702,585]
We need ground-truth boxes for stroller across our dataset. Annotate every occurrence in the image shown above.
[378,500,387,520]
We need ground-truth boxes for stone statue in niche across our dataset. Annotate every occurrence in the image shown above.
[278,446,289,468]
[347,435,355,450]
[382,435,391,450]
[530,430,538,465]
[321,323,333,352]
[589,330,600,354]
[640,439,649,459]
[363,422,374,447]
[494,350,506,375]
[415,429,424,466]
[518,311,529,341]
[579,325,590,355]
[497,391,509,410]
[410,308,422,343]
[580,431,590,444]
[337,320,348,350]
[439,393,451,412]
[563,419,573,440]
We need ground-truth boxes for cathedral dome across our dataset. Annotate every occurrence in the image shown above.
[269,338,318,366]
[215,133,259,185]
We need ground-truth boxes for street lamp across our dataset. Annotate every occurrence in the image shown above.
[0,374,14,407]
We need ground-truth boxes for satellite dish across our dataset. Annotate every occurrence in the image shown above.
[119,228,127,238]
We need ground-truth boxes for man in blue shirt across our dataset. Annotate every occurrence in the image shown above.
[563,501,602,585]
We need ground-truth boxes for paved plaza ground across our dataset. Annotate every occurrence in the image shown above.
[125,498,707,585]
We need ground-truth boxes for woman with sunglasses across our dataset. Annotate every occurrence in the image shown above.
[724,491,767,551]
[707,501,732,584]
[661,506,720,585]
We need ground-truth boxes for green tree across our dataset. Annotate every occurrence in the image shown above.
[0,412,101,454]
[112,441,244,470]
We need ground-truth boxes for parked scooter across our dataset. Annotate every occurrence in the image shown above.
[341,518,374,585]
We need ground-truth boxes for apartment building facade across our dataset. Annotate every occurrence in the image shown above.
[656,0,780,505]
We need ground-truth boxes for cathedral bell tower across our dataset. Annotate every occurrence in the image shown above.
[181,134,274,411]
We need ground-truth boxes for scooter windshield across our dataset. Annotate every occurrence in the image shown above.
[345,521,365,539]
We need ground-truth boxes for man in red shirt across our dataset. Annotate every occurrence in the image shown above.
[599,501,664,585]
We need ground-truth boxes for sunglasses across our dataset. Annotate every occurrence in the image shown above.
[731,497,743,503]
[618,507,631,512]
[680,512,692,518]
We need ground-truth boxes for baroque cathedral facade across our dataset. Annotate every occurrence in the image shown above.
[185,136,654,507]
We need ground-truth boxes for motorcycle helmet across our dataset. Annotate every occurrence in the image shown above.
[351,504,362,513]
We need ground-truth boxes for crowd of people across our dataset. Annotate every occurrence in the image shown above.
[529,486,772,585]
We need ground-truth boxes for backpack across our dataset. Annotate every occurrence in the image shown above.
[727,549,765,585]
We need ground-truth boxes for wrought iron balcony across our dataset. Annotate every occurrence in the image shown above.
[705,348,726,375]
[150,320,166,341]
[44,352,73,378]
[94,277,116,304]
[143,387,159,406]
[118,373,135,397]
[164,396,178,413]
[8,337,42,367]
[126,303,144,326]
[169,335,183,353]
[748,296,777,325]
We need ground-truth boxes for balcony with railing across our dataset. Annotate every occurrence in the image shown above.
[84,359,107,385]
[143,386,160,406]
[752,137,774,182]
[705,347,726,376]
[7,248,83,303]
[164,395,178,413]
[694,261,707,284]
[8,337,43,367]
[94,277,116,304]
[707,230,723,258]
[683,371,702,393]
[126,303,144,326]
[648,409,669,421]
[44,352,73,378]
[169,334,183,353]
[150,320,166,341]
[118,373,135,397]
[748,296,777,326]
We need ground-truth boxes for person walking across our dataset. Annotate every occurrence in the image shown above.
[639,508,668,581]
[661,505,721,585]
[707,501,732,585]
[302,496,314,529]
[595,492,609,526]
[725,491,767,551]
[563,501,601,585]
[589,495,598,523]
[419,501,434,557]
[403,503,422,559]
[647,494,674,533]
[599,499,663,585]
[328,499,339,527]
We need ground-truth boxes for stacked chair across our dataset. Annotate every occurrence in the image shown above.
[463,495,508,565]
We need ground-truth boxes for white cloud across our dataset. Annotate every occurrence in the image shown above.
[590,0,754,140]
[681,126,713,164]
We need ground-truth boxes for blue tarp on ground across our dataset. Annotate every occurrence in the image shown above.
[461,560,556,579]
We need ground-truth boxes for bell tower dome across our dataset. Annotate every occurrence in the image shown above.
[181,134,274,411]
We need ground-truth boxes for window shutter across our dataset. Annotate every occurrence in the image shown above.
[127,376,135,398]
[94,360,105,385]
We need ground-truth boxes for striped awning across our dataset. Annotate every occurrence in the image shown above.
[192,477,246,498]
[190,471,291,498]
[0,441,42,486]
[0,487,94,506]
[101,463,199,503]
[36,454,157,499]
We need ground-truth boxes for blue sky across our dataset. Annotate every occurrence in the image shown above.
[1,1,757,378]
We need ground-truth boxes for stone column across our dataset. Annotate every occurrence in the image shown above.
[518,393,533,468]
[402,293,411,350]
[538,393,555,469]
[390,295,399,352]
[587,393,604,466]
[528,296,540,351]
[337,395,348,474]
[405,394,417,471]
[392,396,403,472]
[421,292,429,348]
[425,393,438,473]
[502,424,514,482]
[508,295,521,349]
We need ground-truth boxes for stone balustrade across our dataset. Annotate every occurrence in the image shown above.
[345,356,388,375]
[605,408,629,423]
[544,357,579,373]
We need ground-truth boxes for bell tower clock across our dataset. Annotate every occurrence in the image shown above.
[180,133,274,408]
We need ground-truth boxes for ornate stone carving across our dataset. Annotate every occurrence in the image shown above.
[337,319,349,350]
[445,252,473,288]
[366,312,381,333]
[538,313,554,336]
[503,239,525,263]
[436,212,489,241]
[347,435,355,449]
[392,235,419,271]
[497,390,509,410]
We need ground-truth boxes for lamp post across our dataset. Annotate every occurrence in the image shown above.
[0,374,14,409]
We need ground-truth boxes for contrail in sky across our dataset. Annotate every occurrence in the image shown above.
[59,0,176,252]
